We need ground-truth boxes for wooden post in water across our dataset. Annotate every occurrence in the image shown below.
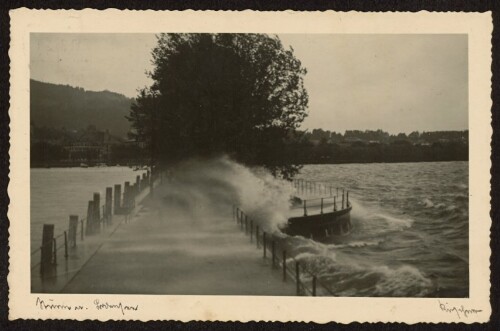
[303,200,307,217]
[68,215,78,248]
[105,187,112,225]
[295,261,300,296]
[86,200,94,235]
[312,276,317,296]
[283,250,287,281]
[142,173,147,191]
[263,232,267,258]
[320,198,324,214]
[136,175,141,192]
[124,181,130,212]
[40,224,54,276]
[334,196,337,211]
[347,191,349,207]
[93,193,101,233]
[64,231,68,259]
[114,184,121,214]
[342,191,345,209]
[52,238,57,265]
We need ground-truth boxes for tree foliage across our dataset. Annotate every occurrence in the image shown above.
[127,33,309,178]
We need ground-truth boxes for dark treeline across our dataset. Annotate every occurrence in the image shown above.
[30,123,468,167]
[30,124,143,167]
[282,129,468,164]
[306,128,468,145]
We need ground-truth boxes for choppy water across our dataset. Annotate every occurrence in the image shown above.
[30,167,146,252]
[30,160,468,297]
[287,161,469,297]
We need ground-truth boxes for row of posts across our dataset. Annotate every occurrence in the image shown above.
[39,170,151,277]
[233,206,317,296]
[302,190,349,217]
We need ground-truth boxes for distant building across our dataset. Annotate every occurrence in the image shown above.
[65,125,122,164]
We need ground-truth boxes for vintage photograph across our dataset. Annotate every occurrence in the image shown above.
[8,9,492,323]
[29,32,469,297]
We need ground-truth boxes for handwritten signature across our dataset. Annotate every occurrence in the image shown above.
[35,297,139,315]
[438,300,482,319]
[94,299,139,315]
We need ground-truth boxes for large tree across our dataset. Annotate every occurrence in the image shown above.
[128,33,309,178]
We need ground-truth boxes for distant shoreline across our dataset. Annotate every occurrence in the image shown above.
[30,159,468,169]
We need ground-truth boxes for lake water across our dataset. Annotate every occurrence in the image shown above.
[288,161,468,297]
[30,167,146,252]
[30,161,468,297]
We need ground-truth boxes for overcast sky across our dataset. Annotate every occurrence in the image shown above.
[31,33,468,134]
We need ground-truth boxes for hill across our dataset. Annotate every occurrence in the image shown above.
[30,79,133,138]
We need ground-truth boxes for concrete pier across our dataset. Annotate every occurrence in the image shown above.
[58,183,295,295]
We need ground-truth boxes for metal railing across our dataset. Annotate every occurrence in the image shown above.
[293,178,345,197]
[291,179,351,217]
[232,205,335,296]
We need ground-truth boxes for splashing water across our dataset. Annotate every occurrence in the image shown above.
[163,156,294,232]
[159,158,467,297]
[32,158,467,297]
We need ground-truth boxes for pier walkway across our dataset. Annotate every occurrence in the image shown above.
[61,184,295,295]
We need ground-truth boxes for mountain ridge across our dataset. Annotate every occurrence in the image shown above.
[30,79,133,138]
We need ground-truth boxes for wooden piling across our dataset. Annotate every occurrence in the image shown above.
[68,215,78,248]
[93,192,101,232]
[124,181,131,212]
[342,192,345,209]
[303,200,307,217]
[320,198,324,214]
[64,231,68,259]
[105,187,112,224]
[114,184,121,213]
[86,200,94,235]
[52,238,57,265]
[334,196,337,211]
[347,191,349,206]
[40,224,54,276]
[136,175,141,192]
[312,276,317,296]
[245,215,248,234]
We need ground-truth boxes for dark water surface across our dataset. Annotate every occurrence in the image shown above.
[287,161,468,297]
